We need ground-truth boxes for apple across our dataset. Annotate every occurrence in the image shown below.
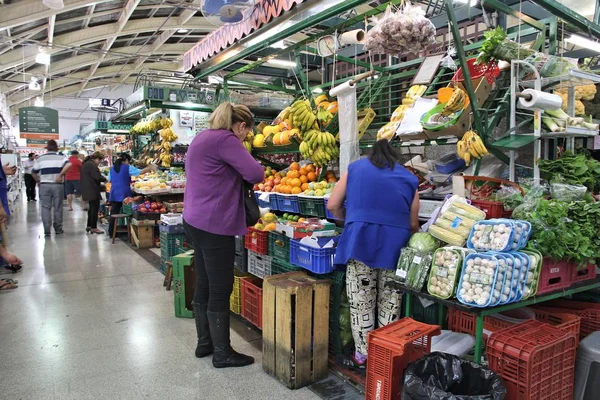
[265,186,272,192]
[253,184,260,191]
[258,183,265,191]
[274,177,281,185]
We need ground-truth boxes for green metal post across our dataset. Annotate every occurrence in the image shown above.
[223,79,230,101]
[404,293,412,317]
[549,17,558,56]
[228,78,296,94]
[480,0,546,30]
[444,0,485,137]
[533,0,600,38]
[474,314,484,364]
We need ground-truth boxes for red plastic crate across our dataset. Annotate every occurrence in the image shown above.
[241,277,263,329]
[366,318,440,400]
[537,258,571,295]
[470,199,506,219]
[568,262,597,285]
[245,228,269,255]
[486,320,577,400]
[542,300,600,339]
[452,58,500,84]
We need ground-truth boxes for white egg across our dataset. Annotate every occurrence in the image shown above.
[493,289,501,298]
[467,259,474,267]
[480,292,490,301]
[459,288,467,296]
[501,294,509,302]
[503,286,510,295]
[467,289,475,296]
[474,257,482,264]
[527,272,534,283]
[477,298,487,306]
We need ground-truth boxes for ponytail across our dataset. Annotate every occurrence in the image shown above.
[209,101,254,131]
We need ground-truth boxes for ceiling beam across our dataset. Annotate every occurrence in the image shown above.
[77,0,142,95]
[0,26,47,57]
[42,15,56,95]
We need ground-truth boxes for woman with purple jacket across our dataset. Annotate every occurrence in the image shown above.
[183,102,264,369]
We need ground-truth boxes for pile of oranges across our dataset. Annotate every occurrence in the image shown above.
[273,162,337,195]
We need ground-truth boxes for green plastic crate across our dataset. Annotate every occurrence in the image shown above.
[122,203,133,216]
[268,231,290,263]
[160,231,186,261]
[407,297,447,327]
[325,270,348,356]
[173,250,195,318]
[298,196,326,218]
[271,259,303,275]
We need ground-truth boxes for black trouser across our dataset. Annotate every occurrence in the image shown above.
[184,220,235,312]
[87,200,100,229]
[24,174,36,200]
[109,201,122,236]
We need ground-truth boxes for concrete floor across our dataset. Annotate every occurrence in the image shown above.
[0,197,326,400]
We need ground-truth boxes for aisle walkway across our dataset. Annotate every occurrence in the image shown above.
[0,198,326,400]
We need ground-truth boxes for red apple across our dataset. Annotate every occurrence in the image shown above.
[265,186,272,192]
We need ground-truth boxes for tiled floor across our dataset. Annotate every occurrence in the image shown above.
[0,197,335,400]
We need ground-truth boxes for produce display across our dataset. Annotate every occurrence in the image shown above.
[377,85,427,141]
[428,196,487,246]
[123,196,167,214]
[395,232,440,290]
[541,108,599,132]
[158,118,179,167]
[467,220,526,252]
[132,170,185,193]
[456,253,499,307]
[427,248,464,299]
[253,163,337,195]
[538,151,600,193]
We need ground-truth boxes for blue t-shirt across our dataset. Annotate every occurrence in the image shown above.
[108,165,141,182]
[334,158,418,270]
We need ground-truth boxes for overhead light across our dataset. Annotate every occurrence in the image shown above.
[245,22,293,48]
[264,58,297,69]
[312,88,323,94]
[35,51,51,65]
[565,34,600,53]
[34,97,44,107]
[453,0,477,5]
[106,129,131,134]
[42,0,64,9]
[177,29,189,33]
[28,77,41,91]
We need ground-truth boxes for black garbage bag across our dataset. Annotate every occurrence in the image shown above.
[402,352,506,400]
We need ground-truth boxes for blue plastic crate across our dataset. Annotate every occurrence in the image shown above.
[324,198,346,221]
[159,223,184,234]
[289,238,336,274]
[276,194,300,213]
[255,192,278,210]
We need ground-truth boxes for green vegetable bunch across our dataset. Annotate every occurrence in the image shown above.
[477,27,535,65]
[538,151,600,193]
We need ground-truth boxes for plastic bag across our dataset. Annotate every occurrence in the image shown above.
[402,352,507,400]
[550,182,587,201]
[511,183,548,220]
[494,185,523,211]
[441,46,458,71]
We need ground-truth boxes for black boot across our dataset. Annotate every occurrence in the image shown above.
[192,302,213,358]
[207,311,254,368]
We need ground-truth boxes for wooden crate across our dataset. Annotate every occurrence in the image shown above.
[262,271,330,389]
[130,225,154,249]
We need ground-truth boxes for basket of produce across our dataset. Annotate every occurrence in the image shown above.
[452,58,500,84]
[461,176,525,219]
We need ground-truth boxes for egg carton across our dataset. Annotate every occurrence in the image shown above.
[521,249,543,299]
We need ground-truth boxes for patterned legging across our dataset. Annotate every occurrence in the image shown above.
[346,259,403,357]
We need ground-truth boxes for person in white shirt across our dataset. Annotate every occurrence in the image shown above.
[23,153,36,202]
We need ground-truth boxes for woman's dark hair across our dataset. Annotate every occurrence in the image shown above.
[368,139,401,170]
[114,153,132,173]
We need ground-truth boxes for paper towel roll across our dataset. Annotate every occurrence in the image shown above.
[339,29,365,46]
[329,80,354,97]
[518,89,562,110]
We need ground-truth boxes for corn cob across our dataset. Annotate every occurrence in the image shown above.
[448,202,487,221]
[433,218,472,237]
[429,225,466,246]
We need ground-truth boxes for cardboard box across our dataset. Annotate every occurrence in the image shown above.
[275,221,336,239]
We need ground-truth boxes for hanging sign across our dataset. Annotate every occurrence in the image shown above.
[19,107,59,145]
[183,0,306,71]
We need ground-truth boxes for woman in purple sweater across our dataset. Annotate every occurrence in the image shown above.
[183,102,264,369]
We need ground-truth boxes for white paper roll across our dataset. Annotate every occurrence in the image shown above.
[518,89,562,110]
[329,80,354,97]
[329,80,358,175]
[338,29,365,46]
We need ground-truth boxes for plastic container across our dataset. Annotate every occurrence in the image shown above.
[133,210,161,220]
[276,194,300,213]
[452,58,500,84]
[270,258,304,275]
[511,252,531,302]
[467,220,516,252]
[323,198,345,221]
[297,195,326,218]
[245,228,269,255]
[159,222,184,234]
[427,248,462,299]
[241,277,263,329]
[430,331,476,357]
[365,318,441,400]
[230,270,250,314]
[122,203,133,215]
[456,253,500,307]
[573,331,600,400]
[255,191,278,210]
[521,249,542,299]
[490,252,517,305]
[289,238,336,274]
[247,251,272,279]
[160,231,186,261]
[268,231,291,262]
[537,258,571,295]
[486,320,578,400]
[160,213,183,225]
[542,299,600,339]
[433,153,466,174]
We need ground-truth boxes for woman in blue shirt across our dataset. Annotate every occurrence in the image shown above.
[327,140,420,368]
[108,153,154,236]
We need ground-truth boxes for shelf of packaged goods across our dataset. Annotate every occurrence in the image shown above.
[521,69,600,89]
[400,277,600,364]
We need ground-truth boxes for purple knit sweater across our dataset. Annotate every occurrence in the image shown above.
[183,129,264,236]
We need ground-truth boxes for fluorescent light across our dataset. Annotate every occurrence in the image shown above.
[28,78,40,91]
[312,88,323,94]
[208,76,223,84]
[163,101,206,110]
[264,58,297,69]
[245,22,292,48]
[106,129,131,133]
[565,34,600,53]
[34,97,44,107]
[177,29,189,33]
[35,51,50,65]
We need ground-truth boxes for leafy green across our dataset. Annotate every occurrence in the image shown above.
[538,151,600,193]
[408,232,440,253]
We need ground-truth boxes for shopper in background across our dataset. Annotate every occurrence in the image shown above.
[107,153,155,237]
[65,150,83,211]
[81,152,107,234]
[32,140,71,237]
[23,153,37,202]
[0,162,22,274]
[183,102,263,369]
[327,139,420,369]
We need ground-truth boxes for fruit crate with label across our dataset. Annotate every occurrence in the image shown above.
[245,227,269,255]
[268,231,290,262]
[297,196,326,218]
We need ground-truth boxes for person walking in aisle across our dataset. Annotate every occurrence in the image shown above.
[107,153,154,237]
[65,150,83,211]
[327,139,420,369]
[80,152,107,234]
[183,102,264,369]
[23,153,37,202]
[32,140,72,237]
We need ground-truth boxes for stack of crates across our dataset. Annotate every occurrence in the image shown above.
[234,235,248,273]
[230,270,250,314]
[160,231,186,275]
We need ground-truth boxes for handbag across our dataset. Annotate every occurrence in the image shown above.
[243,180,260,227]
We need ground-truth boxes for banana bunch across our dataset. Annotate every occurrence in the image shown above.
[289,99,316,133]
[456,130,488,165]
[316,108,333,124]
[442,88,467,116]
[299,130,339,167]
[160,153,174,168]
[406,85,427,100]
[160,118,173,129]
[161,141,172,151]
[160,127,178,142]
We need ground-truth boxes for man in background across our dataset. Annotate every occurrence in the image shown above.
[65,150,83,211]
[23,153,36,202]
[32,140,71,237]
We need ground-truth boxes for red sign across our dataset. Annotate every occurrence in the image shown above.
[184,0,305,71]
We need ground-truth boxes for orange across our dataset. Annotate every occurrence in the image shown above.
[285,185,293,194]
[301,183,309,191]
[325,171,336,179]
[290,162,300,171]
[291,187,302,194]
[290,178,302,188]
[264,223,276,231]
[328,178,337,183]
[299,167,308,176]
[286,171,294,178]
[273,134,281,145]
[307,172,317,182]
[300,175,308,184]
[289,170,299,179]
[306,164,315,173]
[281,177,288,185]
